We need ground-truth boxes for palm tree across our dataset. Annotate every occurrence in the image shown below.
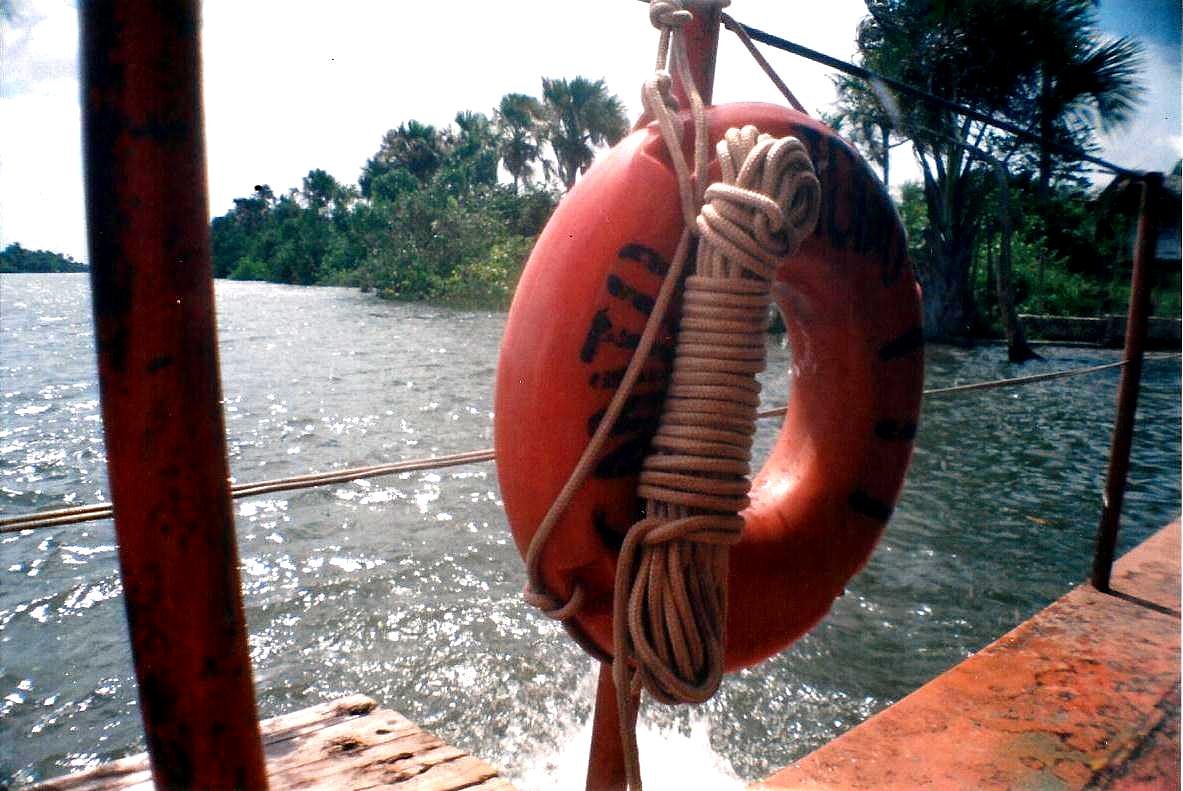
[359,120,445,198]
[1029,1,1143,198]
[840,0,1145,345]
[541,77,628,189]
[495,93,546,190]
[445,111,499,190]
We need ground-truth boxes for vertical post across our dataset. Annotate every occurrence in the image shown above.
[670,0,727,108]
[588,5,725,788]
[1091,172,1161,592]
[586,665,634,791]
[80,2,268,788]
[634,0,725,131]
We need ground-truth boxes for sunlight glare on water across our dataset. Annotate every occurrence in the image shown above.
[1,274,1179,786]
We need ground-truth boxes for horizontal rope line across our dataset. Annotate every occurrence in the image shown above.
[4,355,1175,534]
[0,449,495,534]
[755,357,1147,418]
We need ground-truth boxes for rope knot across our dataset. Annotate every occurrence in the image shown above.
[649,0,692,31]
[522,582,584,621]
[643,71,680,116]
[696,126,821,280]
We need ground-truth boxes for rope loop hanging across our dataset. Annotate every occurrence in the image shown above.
[522,0,710,629]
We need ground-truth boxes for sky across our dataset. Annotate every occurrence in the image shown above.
[1,0,1180,264]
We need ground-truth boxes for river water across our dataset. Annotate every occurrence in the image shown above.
[1,273,1179,788]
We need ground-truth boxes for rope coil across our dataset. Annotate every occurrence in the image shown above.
[610,126,819,788]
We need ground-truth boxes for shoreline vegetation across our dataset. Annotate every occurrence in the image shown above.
[0,244,87,274]
[209,78,626,311]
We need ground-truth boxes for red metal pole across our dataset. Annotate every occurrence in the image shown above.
[586,665,635,791]
[670,0,726,108]
[587,7,725,789]
[1091,172,1162,592]
[634,0,725,130]
[80,2,268,788]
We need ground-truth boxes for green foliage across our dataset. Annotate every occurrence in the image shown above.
[495,93,547,188]
[438,235,536,310]
[229,256,270,281]
[839,0,1145,338]
[0,243,87,273]
[541,76,629,189]
[904,173,1182,329]
[208,76,622,308]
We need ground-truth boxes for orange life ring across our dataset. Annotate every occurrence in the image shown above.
[494,102,924,671]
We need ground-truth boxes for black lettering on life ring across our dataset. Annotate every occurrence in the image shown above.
[793,123,910,288]
[580,308,613,363]
[878,327,925,361]
[594,434,652,479]
[848,489,893,522]
[589,364,667,390]
[586,392,666,437]
[618,243,669,276]
[607,274,655,316]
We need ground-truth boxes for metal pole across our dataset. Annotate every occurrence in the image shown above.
[80,2,269,787]
[587,6,725,789]
[1091,172,1162,592]
[586,665,635,791]
[670,0,726,107]
[634,0,725,130]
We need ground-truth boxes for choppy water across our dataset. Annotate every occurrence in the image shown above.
[1,273,1179,787]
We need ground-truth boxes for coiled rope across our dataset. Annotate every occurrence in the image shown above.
[521,0,713,628]
[610,127,819,787]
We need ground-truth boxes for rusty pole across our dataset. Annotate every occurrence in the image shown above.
[634,0,725,130]
[586,5,725,790]
[1091,172,1162,592]
[586,666,637,791]
[80,2,268,787]
[670,0,726,107]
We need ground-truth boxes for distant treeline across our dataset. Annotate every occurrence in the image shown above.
[1,243,87,274]
[210,77,628,308]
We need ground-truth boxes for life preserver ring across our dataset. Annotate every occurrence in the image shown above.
[494,102,923,671]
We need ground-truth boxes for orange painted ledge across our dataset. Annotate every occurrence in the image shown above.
[757,520,1181,791]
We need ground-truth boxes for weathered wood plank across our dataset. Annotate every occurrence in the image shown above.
[33,696,516,790]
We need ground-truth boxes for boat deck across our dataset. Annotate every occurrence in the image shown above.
[758,520,1181,791]
[34,694,516,791]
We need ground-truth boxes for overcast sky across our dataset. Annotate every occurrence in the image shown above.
[2,0,1180,264]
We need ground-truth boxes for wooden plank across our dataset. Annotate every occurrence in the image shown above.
[33,696,516,790]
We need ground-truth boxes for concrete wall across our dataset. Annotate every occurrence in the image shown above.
[1019,314,1182,349]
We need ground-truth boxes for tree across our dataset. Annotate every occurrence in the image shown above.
[495,92,547,189]
[0,243,86,273]
[825,74,901,186]
[359,120,445,197]
[438,111,500,193]
[301,169,345,214]
[1025,2,1143,199]
[838,0,1144,344]
[541,77,628,189]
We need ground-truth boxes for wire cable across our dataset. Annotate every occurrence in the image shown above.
[716,12,1138,178]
